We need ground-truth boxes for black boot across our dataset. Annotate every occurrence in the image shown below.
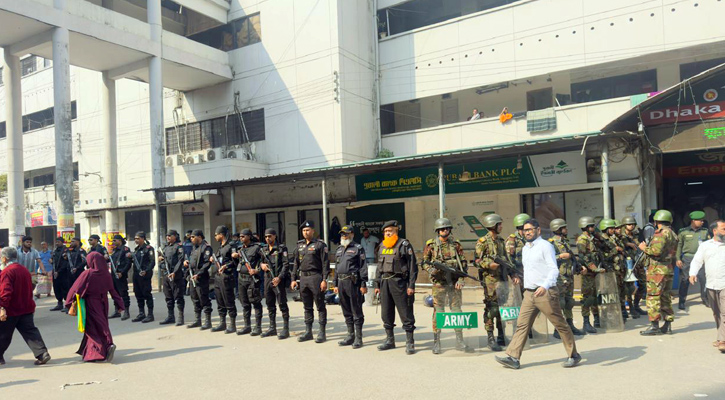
[315,324,326,343]
[109,307,121,318]
[211,315,227,332]
[583,316,597,334]
[630,306,640,319]
[251,314,263,336]
[226,317,236,334]
[377,329,395,351]
[640,321,662,336]
[50,301,64,312]
[660,321,672,334]
[278,316,289,340]
[455,330,473,353]
[121,309,130,321]
[159,308,175,325]
[142,308,154,323]
[175,307,184,326]
[187,312,201,328]
[432,331,441,355]
[352,325,363,349]
[567,318,585,336]
[237,317,252,335]
[678,301,686,310]
[339,324,355,346]
[405,331,415,355]
[298,323,313,342]
[200,313,212,330]
[622,306,629,322]
[487,331,502,351]
[593,314,601,328]
[553,329,561,339]
[496,319,506,347]
[261,313,277,337]
[131,308,146,323]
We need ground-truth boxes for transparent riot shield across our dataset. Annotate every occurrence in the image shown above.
[431,282,481,356]
[530,312,550,344]
[496,280,523,349]
[595,271,625,332]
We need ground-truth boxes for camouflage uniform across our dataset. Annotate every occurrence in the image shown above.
[422,237,467,331]
[475,231,508,332]
[642,226,678,322]
[549,235,575,320]
[577,232,600,317]
[602,232,627,311]
[505,232,525,273]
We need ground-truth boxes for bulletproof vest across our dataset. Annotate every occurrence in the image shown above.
[378,239,408,274]
[163,242,182,273]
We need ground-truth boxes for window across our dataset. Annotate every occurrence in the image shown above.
[188,13,261,51]
[680,58,725,81]
[125,210,151,241]
[571,70,657,104]
[33,173,54,187]
[164,109,265,156]
[43,58,52,68]
[0,101,78,139]
[21,56,37,76]
[526,87,553,111]
[22,163,78,189]
[380,102,421,135]
[297,209,322,240]
[256,211,285,244]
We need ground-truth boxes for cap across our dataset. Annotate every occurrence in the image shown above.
[300,220,314,229]
[215,225,229,235]
[135,231,146,239]
[112,234,125,241]
[240,228,253,236]
[191,229,204,238]
[689,211,706,220]
[21,235,32,242]
[264,228,277,236]
[55,237,66,243]
[89,234,101,240]
[71,237,82,242]
[186,230,193,235]
[382,220,399,230]
[339,225,354,234]
[167,230,179,238]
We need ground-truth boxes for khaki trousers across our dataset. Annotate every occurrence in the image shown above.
[708,289,725,342]
[506,287,578,360]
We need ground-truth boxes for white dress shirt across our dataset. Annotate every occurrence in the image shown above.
[689,239,725,290]
[521,236,559,290]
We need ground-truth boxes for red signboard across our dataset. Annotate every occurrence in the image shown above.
[642,101,725,125]
[663,162,725,178]
[30,211,44,227]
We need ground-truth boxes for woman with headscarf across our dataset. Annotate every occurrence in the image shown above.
[65,252,125,362]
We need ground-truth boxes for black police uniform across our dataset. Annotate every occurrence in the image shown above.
[237,242,265,334]
[161,240,187,323]
[262,241,290,337]
[213,240,238,331]
[88,243,108,256]
[50,245,71,310]
[110,243,132,318]
[67,246,88,284]
[188,241,213,327]
[334,241,368,328]
[131,243,155,321]
[292,238,330,337]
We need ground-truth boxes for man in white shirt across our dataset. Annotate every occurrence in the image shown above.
[496,219,581,369]
[689,219,725,353]
[360,229,379,264]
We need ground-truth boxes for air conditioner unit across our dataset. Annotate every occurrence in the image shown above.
[185,156,195,165]
[224,150,237,159]
[206,149,218,161]
[165,156,174,167]
[193,153,205,164]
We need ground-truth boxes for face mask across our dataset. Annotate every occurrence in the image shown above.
[341,238,351,247]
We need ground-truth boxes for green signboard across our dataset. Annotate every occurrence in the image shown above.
[435,312,478,329]
[500,307,520,322]
[345,203,406,241]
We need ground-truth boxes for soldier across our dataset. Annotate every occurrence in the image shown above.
[599,219,628,322]
[640,210,679,336]
[506,213,531,274]
[260,228,290,339]
[676,211,711,310]
[67,237,87,285]
[185,230,213,330]
[234,229,265,336]
[618,217,641,319]
[475,213,516,351]
[49,237,71,312]
[129,232,155,323]
[549,219,586,338]
[158,230,187,326]
[291,221,330,343]
[108,234,132,321]
[333,225,368,349]
[623,216,647,316]
[211,225,238,334]
[87,234,108,257]
[374,220,418,355]
[577,216,600,333]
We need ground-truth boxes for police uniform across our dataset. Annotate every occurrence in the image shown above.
[130,232,156,323]
[187,231,213,329]
[67,239,88,285]
[676,211,711,308]
[237,229,265,336]
[159,231,187,326]
[261,228,290,339]
[49,239,71,311]
[334,225,368,347]
[211,226,238,334]
[88,234,108,257]
[109,235,132,320]
[292,221,331,343]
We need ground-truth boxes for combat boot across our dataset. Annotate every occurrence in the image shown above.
[339,324,355,346]
[298,323,313,342]
[630,306,640,319]
[487,332,502,352]
[315,324,327,343]
[50,301,64,312]
[593,314,601,328]
[109,307,121,319]
[211,316,227,332]
[251,314,263,336]
[496,319,506,347]
[131,309,146,323]
[582,316,597,334]
[352,325,363,349]
[237,317,252,335]
[553,329,561,340]
[455,330,473,353]
[200,313,212,330]
[567,318,585,336]
[278,316,290,340]
[640,321,662,336]
[377,329,395,351]
[159,308,175,325]
[405,331,415,355]
[142,308,154,323]
[187,312,201,328]
[660,321,672,334]
[226,317,236,334]
[432,331,441,355]
[121,309,130,321]
[261,320,277,338]
[175,306,184,326]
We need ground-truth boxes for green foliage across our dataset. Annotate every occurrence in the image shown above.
[376,148,394,159]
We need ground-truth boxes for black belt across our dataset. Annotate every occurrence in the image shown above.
[524,287,539,292]
[301,271,321,277]
[381,272,407,279]
[337,273,357,280]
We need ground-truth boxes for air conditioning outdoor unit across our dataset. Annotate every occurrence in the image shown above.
[177,155,185,165]
[207,149,218,161]
[165,156,174,167]
[193,153,205,164]
[224,150,237,159]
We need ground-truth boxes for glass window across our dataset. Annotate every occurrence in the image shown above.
[571,70,657,104]
[680,58,725,81]
[188,13,261,51]
[20,56,37,76]
[164,109,266,156]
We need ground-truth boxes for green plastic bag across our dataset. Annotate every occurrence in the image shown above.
[76,294,86,333]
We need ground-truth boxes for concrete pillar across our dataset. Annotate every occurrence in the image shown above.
[102,72,119,239]
[601,141,611,219]
[230,186,236,234]
[322,177,329,246]
[148,0,166,254]
[3,53,24,247]
[53,26,75,242]
[438,162,445,218]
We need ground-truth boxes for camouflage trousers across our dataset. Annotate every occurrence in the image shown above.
[482,275,500,333]
[557,279,575,320]
[646,265,674,322]
[431,283,462,331]
[581,273,599,317]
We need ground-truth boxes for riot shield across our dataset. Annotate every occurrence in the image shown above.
[595,271,624,332]
[432,283,481,355]
[496,280,523,349]
[530,313,550,344]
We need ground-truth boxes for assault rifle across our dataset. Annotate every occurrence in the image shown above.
[422,260,480,282]
[260,250,279,295]
[237,247,261,284]
[108,251,117,275]
[633,236,653,271]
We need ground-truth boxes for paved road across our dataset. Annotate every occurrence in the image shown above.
[1,290,722,399]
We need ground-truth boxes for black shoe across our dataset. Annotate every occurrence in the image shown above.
[211,317,227,332]
[660,321,672,334]
[34,352,51,366]
[583,317,597,334]
[187,313,201,329]
[251,326,262,337]
[261,326,277,338]
[455,330,473,353]
[141,313,154,323]
[562,352,582,368]
[315,325,326,343]
[678,303,686,310]
[131,313,146,323]
[378,329,395,351]
[278,319,290,340]
[495,355,520,369]
[175,309,184,326]
[237,326,252,335]
[109,310,122,319]
[405,331,415,355]
[593,315,601,328]
[631,308,640,319]
[121,310,130,321]
[200,314,212,330]
[496,334,506,347]
[634,305,647,316]
[432,332,441,355]
[50,302,64,312]
[226,319,236,334]
[298,324,313,342]
[553,330,561,340]
[0,357,5,365]
[567,318,585,336]
[352,325,363,349]
[487,332,502,352]
[640,321,662,336]
[339,325,355,346]
[159,313,175,325]
[106,344,116,363]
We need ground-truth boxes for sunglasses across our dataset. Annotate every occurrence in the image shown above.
[264,235,274,238]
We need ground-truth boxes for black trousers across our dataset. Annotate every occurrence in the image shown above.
[338,278,364,326]
[264,275,289,322]
[380,277,415,332]
[133,273,154,312]
[70,267,84,285]
[238,275,263,322]
[163,276,186,310]
[300,273,327,326]
[214,273,237,318]
[52,271,71,303]
[0,313,48,360]
[190,276,212,316]
[112,273,131,310]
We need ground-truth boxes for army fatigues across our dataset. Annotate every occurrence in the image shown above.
[161,241,187,314]
[475,232,509,333]
[334,241,368,327]
[51,246,71,306]
[676,227,711,306]
[213,241,238,322]
[238,243,265,328]
[577,233,600,317]
[375,238,417,332]
[132,243,156,314]
[422,237,467,331]
[292,239,330,328]
[188,242,213,317]
[110,245,132,312]
[550,236,576,320]
[262,243,290,331]
[643,227,678,322]
[67,247,88,284]
[505,232,525,275]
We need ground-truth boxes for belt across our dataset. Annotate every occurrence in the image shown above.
[301,270,321,277]
[380,272,406,279]
[524,287,539,292]
[337,273,357,280]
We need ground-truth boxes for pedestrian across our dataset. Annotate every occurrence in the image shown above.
[639,210,679,336]
[17,236,43,275]
[677,211,711,310]
[260,228,290,339]
[374,220,417,354]
[50,238,71,312]
[210,226,238,334]
[360,228,379,264]
[291,221,330,343]
[185,230,213,330]
[68,237,88,285]
[577,216,601,333]
[158,230,187,326]
[130,232,155,323]
[64,252,124,362]
[548,219,586,337]
[689,220,725,352]
[495,219,581,370]
[108,234,132,321]
[333,225,368,349]
[0,247,51,366]
[235,229,265,336]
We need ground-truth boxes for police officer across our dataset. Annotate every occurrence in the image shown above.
[211,225,238,334]
[577,216,600,333]
[423,218,471,354]
[235,229,265,336]
[109,234,132,320]
[334,225,368,349]
[185,229,213,330]
[676,210,711,310]
[130,232,155,323]
[291,221,330,343]
[67,237,87,285]
[549,219,585,338]
[260,228,290,339]
[49,237,70,312]
[640,210,679,336]
[506,213,530,274]
[87,234,108,257]
[375,220,418,355]
[158,230,186,326]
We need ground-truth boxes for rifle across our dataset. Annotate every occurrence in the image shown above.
[260,249,279,295]
[237,247,261,284]
[633,236,653,270]
[493,256,521,281]
[130,250,145,276]
[158,248,169,277]
[108,250,118,275]
[422,260,480,282]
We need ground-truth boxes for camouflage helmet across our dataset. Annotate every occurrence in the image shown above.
[621,215,637,225]
[434,218,453,231]
[483,214,503,228]
[578,216,596,229]
[653,209,673,223]
[513,213,532,228]
[613,219,622,228]
[549,218,567,233]
[599,219,616,231]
